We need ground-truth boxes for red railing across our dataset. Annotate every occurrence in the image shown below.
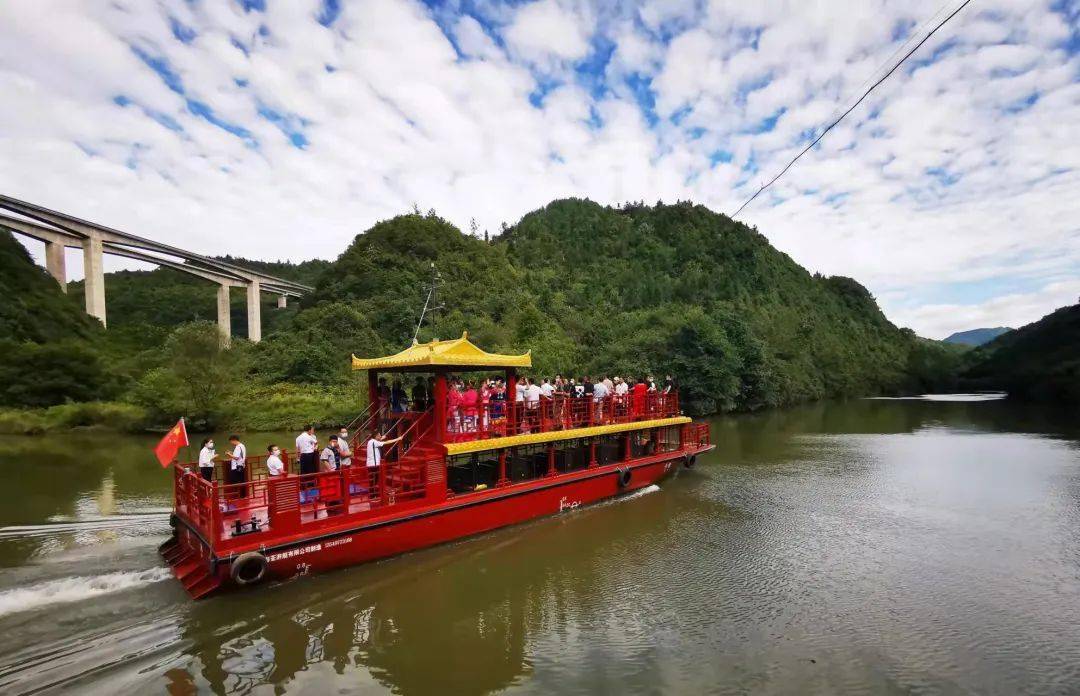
[446,391,680,443]
[682,422,710,448]
[172,412,439,548]
[173,464,218,542]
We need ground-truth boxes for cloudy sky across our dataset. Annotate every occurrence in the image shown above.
[1,0,1077,338]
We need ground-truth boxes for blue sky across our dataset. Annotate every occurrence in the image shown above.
[0,0,1077,337]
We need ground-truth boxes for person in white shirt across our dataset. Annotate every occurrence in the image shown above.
[615,377,629,396]
[198,438,216,482]
[227,435,246,486]
[540,378,555,398]
[365,432,404,479]
[592,379,609,421]
[337,427,352,467]
[295,425,318,475]
[526,379,542,407]
[515,380,526,403]
[265,445,285,477]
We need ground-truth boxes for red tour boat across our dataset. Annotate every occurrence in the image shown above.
[160,333,714,598]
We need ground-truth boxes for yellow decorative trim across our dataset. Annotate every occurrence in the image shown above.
[352,331,532,371]
[444,417,692,455]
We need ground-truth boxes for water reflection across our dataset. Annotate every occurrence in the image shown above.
[0,398,1079,694]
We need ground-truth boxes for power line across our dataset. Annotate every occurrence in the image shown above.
[730,0,975,219]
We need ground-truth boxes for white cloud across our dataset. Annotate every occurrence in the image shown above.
[889,279,1080,340]
[504,0,592,66]
[0,0,1076,340]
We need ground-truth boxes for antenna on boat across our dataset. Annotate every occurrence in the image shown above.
[413,262,444,343]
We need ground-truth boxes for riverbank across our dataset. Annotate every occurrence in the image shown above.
[0,382,364,435]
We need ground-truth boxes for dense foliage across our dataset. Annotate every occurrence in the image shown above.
[0,230,100,342]
[1,198,981,431]
[961,304,1080,403]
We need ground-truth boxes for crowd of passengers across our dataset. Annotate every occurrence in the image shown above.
[191,374,679,488]
[372,373,677,436]
[194,424,403,487]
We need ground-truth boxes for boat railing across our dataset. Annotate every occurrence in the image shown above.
[446,390,681,444]
[173,413,440,547]
[682,422,710,448]
[173,464,219,542]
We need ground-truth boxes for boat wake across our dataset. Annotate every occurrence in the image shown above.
[0,568,172,618]
[0,513,170,540]
[623,483,661,500]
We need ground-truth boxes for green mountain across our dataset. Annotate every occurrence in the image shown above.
[305,199,940,414]
[962,304,1079,403]
[0,199,963,419]
[943,327,1011,346]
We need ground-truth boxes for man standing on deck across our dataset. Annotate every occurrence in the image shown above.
[266,445,285,477]
[321,435,340,472]
[227,435,247,486]
[337,427,352,467]
[365,431,404,494]
[296,425,318,475]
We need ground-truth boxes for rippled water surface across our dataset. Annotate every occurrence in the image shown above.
[0,397,1078,694]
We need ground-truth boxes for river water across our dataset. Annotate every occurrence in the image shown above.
[0,395,1077,695]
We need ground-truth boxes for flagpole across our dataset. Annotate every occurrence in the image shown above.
[181,416,190,468]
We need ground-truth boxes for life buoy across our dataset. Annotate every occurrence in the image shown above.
[616,467,632,488]
[683,454,697,469]
[231,551,269,586]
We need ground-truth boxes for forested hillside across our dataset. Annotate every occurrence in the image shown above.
[961,303,1080,403]
[0,199,962,430]
[306,199,948,414]
[0,230,100,343]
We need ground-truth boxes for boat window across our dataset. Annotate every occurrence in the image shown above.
[553,439,589,473]
[507,444,549,483]
[448,453,499,493]
[658,426,681,452]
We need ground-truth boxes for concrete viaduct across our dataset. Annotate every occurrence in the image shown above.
[0,195,313,344]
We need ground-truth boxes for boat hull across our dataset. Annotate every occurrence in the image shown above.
[165,446,711,597]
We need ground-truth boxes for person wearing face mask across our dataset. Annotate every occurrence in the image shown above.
[198,438,217,482]
[337,427,352,467]
[266,445,285,477]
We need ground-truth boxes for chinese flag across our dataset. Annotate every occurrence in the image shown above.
[155,418,189,467]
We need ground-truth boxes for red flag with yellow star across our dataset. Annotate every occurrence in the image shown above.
[154,418,189,467]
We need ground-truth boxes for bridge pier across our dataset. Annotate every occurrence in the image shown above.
[82,236,106,326]
[217,284,232,347]
[45,240,66,292]
[246,279,261,343]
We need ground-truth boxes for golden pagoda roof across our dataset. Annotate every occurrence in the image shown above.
[351,332,532,371]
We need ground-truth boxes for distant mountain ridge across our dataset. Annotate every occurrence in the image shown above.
[944,327,1012,346]
[962,304,1079,403]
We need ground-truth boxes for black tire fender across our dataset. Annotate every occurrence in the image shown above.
[231,551,269,586]
[616,467,632,488]
[683,454,697,469]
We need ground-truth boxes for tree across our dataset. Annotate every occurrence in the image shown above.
[133,322,248,428]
